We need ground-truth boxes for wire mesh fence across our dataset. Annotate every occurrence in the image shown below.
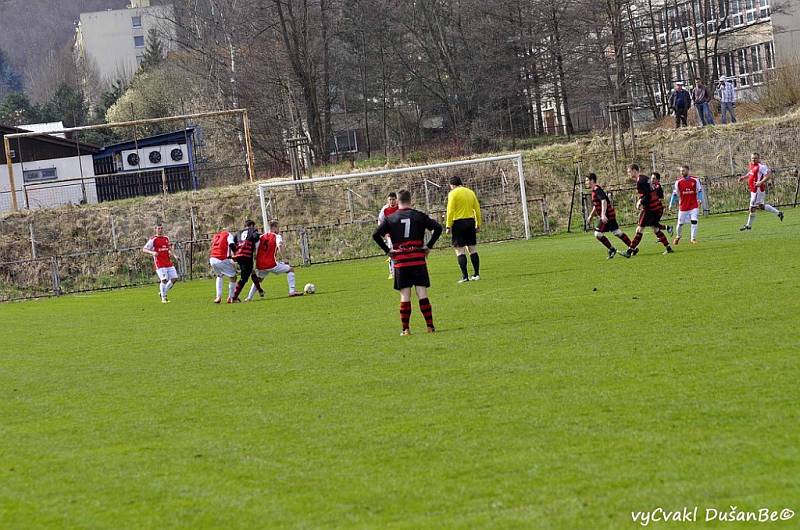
[2,128,800,302]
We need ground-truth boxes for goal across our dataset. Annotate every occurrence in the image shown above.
[257,154,531,266]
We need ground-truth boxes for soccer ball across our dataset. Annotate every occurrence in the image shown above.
[303,283,316,295]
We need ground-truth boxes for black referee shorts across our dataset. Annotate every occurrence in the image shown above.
[451,218,477,247]
[393,265,430,290]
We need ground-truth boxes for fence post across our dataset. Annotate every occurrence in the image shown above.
[29,222,37,259]
[346,189,354,223]
[793,170,800,207]
[190,206,197,240]
[540,196,550,234]
[161,168,168,196]
[567,161,580,233]
[110,213,118,251]
[299,228,311,266]
[650,150,656,172]
[702,177,711,215]
[728,141,735,175]
[50,256,61,296]
[424,179,430,213]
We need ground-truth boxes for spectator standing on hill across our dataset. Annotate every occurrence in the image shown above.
[668,82,691,128]
[715,76,737,124]
[692,77,715,126]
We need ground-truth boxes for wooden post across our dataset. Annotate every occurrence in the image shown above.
[4,135,18,211]
[242,109,256,182]
[161,168,168,196]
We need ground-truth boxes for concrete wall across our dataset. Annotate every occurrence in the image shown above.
[76,4,176,84]
[773,2,800,66]
[1,155,98,212]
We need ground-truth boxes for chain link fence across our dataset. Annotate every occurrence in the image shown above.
[2,129,800,302]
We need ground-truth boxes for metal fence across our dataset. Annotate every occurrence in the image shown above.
[2,129,800,302]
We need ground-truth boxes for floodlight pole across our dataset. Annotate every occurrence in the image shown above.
[3,135,18,211]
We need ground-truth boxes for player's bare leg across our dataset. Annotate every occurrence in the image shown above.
[454,247,470,282]
[399,287,413,335]
[415,285,435,332]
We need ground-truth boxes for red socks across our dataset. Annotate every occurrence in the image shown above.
[596,235,612,249]
[419,298,434,329]
[400,301,412,331]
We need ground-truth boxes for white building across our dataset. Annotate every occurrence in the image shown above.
[74,0,176,85]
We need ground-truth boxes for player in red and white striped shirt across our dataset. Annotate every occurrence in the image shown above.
[669,165,704,244]
[142,223,179,303]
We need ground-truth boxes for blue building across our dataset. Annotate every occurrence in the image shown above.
[92,128,198,202]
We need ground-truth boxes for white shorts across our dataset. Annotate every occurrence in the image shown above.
[750,190,765,207]
[253,262,292,278]
[156,266,178,281]
[210,257,237,278]
[678,208,699,224]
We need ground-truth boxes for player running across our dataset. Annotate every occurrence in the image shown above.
[584,173,633,259]
[373,189,443,335]
[246,220,303,300]
[622,165,674,257]
[378,192,399,279]
[738,152,784,231]
[445,176,481,282]
[649,173,673,234]
[669,166,704,244]
[209,229,239,303]
[230,220,263,302]
[142,223,179,304]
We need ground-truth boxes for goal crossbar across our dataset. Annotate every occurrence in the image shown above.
[257,153,531,240]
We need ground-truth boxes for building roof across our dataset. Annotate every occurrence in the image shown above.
[0,124,100,153]
[94,127,196,157]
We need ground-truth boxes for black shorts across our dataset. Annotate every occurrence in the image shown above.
[638,209,663,228]
[393,265,430,290]
[597,218,620,233]
[451,218,477,247]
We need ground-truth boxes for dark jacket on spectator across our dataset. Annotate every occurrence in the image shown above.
[669,89,692,110]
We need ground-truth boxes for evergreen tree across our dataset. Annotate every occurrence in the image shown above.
[46,83,88,128]
[140,28,165,72]
[0,92,37,125]
[0,49,23,96]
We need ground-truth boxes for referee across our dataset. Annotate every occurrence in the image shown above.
[445,176,482,282]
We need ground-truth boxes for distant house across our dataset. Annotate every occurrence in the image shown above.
[91,128,198,202]
[0,124,99,211]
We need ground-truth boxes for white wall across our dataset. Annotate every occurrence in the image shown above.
[1,155,97,212]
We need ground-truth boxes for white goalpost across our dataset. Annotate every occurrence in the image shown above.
[257,153,531,266]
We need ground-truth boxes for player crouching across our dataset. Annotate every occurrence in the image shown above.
[246,220,303,300]
[209,229,239,303]
[372,189,443,335]
[584,173,633,258]
[142,223,179,303]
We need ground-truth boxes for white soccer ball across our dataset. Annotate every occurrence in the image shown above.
[303,283,316,294]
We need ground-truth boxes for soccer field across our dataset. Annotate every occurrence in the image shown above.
[2,212,799,529]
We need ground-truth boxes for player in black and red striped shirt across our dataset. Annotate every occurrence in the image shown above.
[622,164,674,257]
[584,173,633,259]
[373,189,443,335]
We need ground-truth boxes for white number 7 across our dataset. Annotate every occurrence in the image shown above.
[400,218,411,238]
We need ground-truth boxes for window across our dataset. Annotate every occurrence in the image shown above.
[134,35,145,48]
[744,0,757,22]
[132,15,142,28]
[731,0,744,26]
[759,0,770,18]
[23,168,57,183]
[765,40,775,69]
[331,130,358,154]
[738,48,749,85]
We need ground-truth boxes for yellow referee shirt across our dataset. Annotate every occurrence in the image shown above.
[446,186,482,229]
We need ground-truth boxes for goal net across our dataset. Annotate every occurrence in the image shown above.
[257,154,531,265]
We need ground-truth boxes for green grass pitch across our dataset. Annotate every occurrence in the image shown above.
[2,212,799,529]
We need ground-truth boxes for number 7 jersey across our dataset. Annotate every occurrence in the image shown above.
[374,208,443,267]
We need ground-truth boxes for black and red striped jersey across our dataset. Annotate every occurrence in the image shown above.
[373,208,443,268]
[637,175,663,212]
[591,185,616,219]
